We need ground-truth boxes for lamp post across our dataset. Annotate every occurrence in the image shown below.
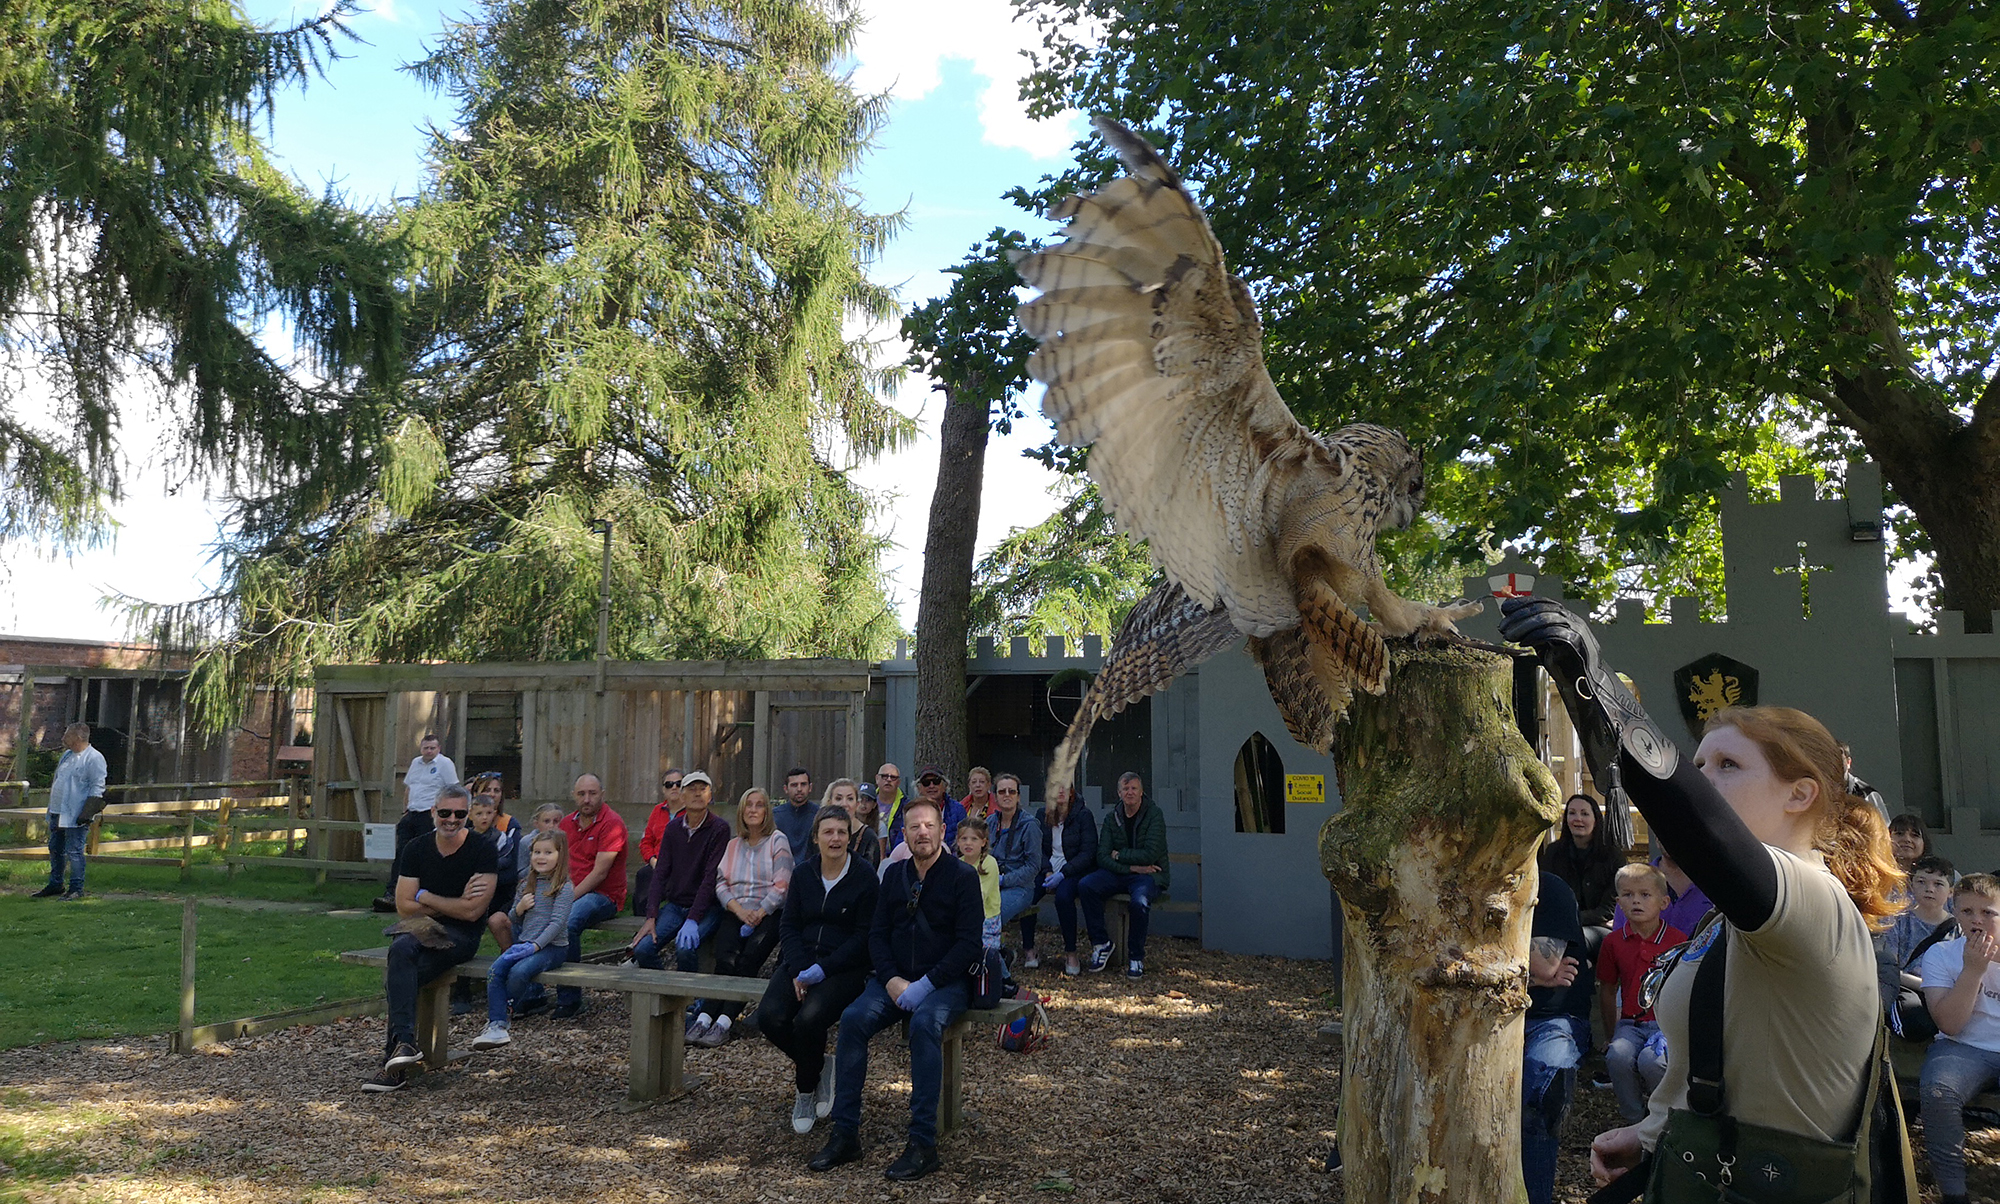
[591,519,612,782]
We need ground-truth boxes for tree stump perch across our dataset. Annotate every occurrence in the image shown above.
[1319,644,1561,1203]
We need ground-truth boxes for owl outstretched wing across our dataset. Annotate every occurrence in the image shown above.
[1016,117,1348,638]
[1047,579,1240,792]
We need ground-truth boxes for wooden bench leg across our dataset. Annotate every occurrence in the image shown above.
[1105,897,1129,968]
[416,976,453,1070]
[939,1019,966,1136]
[621,992,701,1112]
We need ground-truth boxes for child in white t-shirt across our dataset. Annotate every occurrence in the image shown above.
[1917,873,2000,1204]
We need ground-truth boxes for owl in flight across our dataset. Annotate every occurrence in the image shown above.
[1017,118,1483,790]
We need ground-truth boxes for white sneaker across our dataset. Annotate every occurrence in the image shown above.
[1022,948,1040,969]
[471,1022,511,1050]
[792,1091,817,1134]
[686,1016,712,1045]
[814,1065,835,1118]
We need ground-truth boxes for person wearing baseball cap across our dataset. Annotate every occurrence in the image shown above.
[632,770,730,974]
[887,766,964,853]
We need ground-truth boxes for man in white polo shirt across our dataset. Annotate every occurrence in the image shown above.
[375,733,460,912]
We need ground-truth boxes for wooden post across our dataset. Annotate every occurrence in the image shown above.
[751,690,771,790]
[180,804,196,879]
[8,671,34,781]
[1319,645,1560,1204]
[178,897,198,1052]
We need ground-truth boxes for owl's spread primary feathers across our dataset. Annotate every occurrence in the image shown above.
[1020,118,1482,789]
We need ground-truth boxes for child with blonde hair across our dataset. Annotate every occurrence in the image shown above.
[473,828,575,1050]
[956,815,1002,951]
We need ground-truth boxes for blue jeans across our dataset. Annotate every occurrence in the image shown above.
[997,885,1034,928]
[831,976,970,1147]
[45,815,86,892]
[631,901,722,973]
[1079,870,1161,961]
[1521,1015,1586,1204]
[1020,872,1086,952]
[552,890,619,1007]
[1921,1036,2000,1195]
[1605,1019,1666,1123]
[487,942,567,1022]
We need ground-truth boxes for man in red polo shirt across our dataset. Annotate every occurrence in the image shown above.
[551,772,628,1019]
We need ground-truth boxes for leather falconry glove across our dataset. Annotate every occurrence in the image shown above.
[1496,595,1678,787]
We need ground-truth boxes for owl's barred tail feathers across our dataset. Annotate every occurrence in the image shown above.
[1296,567,1389,716]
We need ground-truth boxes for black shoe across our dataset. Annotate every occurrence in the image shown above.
[361,1066,406,1092]
[31,884,62,898]
[808,1127,863,1172]
[551,1001,583,1021]
[883,1138,939,1181]
[514,994,551,1018]
[61,888,84,901]
[371,895,397,914]
[384,1041,423,1070]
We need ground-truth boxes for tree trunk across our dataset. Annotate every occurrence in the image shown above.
[912,385,990,785]
[1319,644,1562,1204]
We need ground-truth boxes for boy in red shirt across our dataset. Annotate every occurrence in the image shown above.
[1596,862,1685,1122]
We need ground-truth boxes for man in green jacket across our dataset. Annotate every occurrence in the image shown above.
[1079,771,1170,979]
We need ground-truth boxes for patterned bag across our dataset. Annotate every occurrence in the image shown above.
[997,988,1050,1054]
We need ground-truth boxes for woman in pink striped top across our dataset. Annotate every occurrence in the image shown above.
[687,787,795,1047]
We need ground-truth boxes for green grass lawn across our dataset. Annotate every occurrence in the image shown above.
[0,839,384,908]
[0,895,390,1049]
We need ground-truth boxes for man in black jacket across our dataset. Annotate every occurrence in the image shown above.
[809,797,981,1181]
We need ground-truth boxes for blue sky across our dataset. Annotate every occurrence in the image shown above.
[2,0,1082,640]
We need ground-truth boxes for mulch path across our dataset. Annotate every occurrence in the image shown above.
[0,939,1989,1202]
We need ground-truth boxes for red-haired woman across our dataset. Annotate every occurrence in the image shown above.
[1502,598,1906,1201]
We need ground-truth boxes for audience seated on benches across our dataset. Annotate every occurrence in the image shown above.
[1079,771,1169,979]
[632,770,729,974]
[364,783,496,1093]
[1023,784,1097,976]
[547,772,629,1020]
[688,787,793,1048]
[1918,872,2000,1204]
[810,797,980,1182]
[760,805,879,1134]
[473,829,575,1050]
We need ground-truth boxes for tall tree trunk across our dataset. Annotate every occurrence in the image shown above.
[1319,644,1561,1203]
[912,385,989,784]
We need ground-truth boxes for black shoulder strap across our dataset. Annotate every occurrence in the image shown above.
[1904,916,1960,971]
[1686,917,1729,1118]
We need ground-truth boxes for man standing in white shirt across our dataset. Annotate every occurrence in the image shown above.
[375,733,459,912]
[33,723,107,901]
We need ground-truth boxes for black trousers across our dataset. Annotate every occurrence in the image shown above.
[699,913,783,1021]
[383,927,480,1052]
[755,966,870,1091]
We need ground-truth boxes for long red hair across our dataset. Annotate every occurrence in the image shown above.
[1705,707,1902,930]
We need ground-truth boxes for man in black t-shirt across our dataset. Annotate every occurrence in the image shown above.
[364,783,497,1093]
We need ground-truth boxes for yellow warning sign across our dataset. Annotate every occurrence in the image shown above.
[1285,774,1326,804]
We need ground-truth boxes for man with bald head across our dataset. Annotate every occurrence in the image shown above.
[550,772,629,1019]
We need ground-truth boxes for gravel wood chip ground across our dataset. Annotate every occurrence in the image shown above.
[0,937,1992,1203]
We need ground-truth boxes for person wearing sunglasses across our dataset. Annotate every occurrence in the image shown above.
[374,732,460,913]
[886,766,964,853]
[634,771,686,917]
[985,774,1043,940]
[809,796,982,1181]
[365,782,496,1092]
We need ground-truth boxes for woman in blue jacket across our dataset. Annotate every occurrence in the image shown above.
[988,774,1044,932]
[1021,784,1099,975]
[758,806,881,1135]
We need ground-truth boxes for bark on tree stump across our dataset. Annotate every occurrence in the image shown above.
[1319,643,1562,1204]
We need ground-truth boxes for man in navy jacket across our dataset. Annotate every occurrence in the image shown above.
[809,796,981,1181]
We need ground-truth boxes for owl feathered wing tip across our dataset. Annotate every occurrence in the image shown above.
[1090,116,1183,189]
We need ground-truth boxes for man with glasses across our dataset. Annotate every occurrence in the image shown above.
[874,764,903,837]
[634,770,686,916]
[809,797,981,1181]
[375,732,460,912]
[631,770,731,973]
[887,765,964,853]
[365,782,496,1092]
[551,773,629,1019]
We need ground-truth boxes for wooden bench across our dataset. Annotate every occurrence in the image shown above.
[339,947,1034,1131]
[1099,852,1202,966]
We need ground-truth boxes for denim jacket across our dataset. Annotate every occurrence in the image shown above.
[987,810,1044,892]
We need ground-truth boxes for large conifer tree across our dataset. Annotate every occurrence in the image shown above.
[160,0,909,718]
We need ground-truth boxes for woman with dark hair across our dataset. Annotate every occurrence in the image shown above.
[1538,794,1625,945]
[1887,812,1930,874]
[758,805,879,1135]
[1502,599,1909,1202]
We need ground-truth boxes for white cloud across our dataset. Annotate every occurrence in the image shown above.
[849,0,1084,159]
